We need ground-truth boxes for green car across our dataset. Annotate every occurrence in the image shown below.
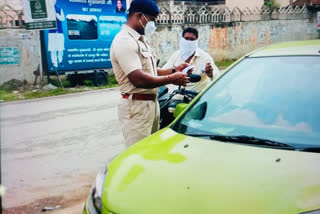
[84,40,320,214]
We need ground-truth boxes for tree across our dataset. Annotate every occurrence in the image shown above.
[264,0,280,10]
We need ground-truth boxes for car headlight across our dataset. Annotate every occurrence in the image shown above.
[85,167,107,214]
[85,155,118,214]
[92,168,107,212]
[301,210,320,214]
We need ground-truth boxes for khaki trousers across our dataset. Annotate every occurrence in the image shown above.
[118,98,160,147]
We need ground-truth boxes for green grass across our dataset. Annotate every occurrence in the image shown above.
[0,89,19,102]
[215,59,238,69]
[24,88,80,99]
[0,75,119,102]
[0,88,90,101]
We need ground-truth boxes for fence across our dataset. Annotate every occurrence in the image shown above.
[0,3,310,28]
[156,2,310,25]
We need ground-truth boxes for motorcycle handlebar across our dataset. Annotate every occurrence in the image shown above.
[172,89,198,96]
[184,90,198,96]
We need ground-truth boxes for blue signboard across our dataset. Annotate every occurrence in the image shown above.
[43,0,127,72]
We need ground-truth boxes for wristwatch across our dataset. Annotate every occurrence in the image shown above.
[172,68,176,73]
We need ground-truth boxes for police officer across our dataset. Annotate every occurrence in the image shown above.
[110,0,190,147]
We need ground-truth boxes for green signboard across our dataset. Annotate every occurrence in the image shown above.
[23,0,57,30]
[0,47,20,65]
[30,0,48,19]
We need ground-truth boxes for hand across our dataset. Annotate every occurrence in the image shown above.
[175,63,189,72]
[176,63,194,75]
[170,72,190,86]
[205,62,213,78]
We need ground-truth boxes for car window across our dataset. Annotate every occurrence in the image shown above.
[173,56,320,148]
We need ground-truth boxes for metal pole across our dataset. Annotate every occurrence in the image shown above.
[55,67,64,89]
[0,100,3,213]
[38,30,44,88]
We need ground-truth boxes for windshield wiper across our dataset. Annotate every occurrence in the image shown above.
[187,133,296,150]
[299,147,320,153]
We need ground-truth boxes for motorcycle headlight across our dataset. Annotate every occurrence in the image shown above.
[301,210,320,214]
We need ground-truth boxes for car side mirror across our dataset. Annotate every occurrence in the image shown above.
[173,103,188,118]
[192,102,207,120]
[182,102,207,121]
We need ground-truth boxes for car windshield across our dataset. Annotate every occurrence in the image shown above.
[172,56,320,150]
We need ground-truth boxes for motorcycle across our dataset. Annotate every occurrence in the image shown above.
[158,74,201,129]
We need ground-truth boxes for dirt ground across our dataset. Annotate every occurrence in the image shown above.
[3,190,88,214]
[3,171,94,214]
[1,88,125,214]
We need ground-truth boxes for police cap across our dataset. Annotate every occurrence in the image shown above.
[128,0,160,17]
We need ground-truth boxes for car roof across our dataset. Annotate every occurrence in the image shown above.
[247,40,320,58]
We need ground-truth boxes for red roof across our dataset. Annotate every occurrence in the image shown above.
[292,0,320,6]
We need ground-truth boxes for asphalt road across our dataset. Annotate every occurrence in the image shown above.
[0,88,126,213]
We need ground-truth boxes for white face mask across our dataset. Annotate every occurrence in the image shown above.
[140,14,157,37]
[180,37,198,61]
[145,21,156,37]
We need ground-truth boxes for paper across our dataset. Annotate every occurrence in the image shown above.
[182,65,194,74]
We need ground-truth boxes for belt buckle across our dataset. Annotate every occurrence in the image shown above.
[122,93,133,100]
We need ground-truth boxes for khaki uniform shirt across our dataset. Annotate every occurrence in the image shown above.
[110,24,158,95]
[110,25,160,147]
[162,48,220,93]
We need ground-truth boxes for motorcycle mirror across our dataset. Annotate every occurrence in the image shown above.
[189,74,201,83]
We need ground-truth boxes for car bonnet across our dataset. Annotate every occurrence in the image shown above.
[102,128,320,214]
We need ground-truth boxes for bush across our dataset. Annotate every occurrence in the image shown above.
[215,59,238,69]
[49,78,71,88]
[84,80,94,86]
[0,79,28,92]
[107,75,118,86]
